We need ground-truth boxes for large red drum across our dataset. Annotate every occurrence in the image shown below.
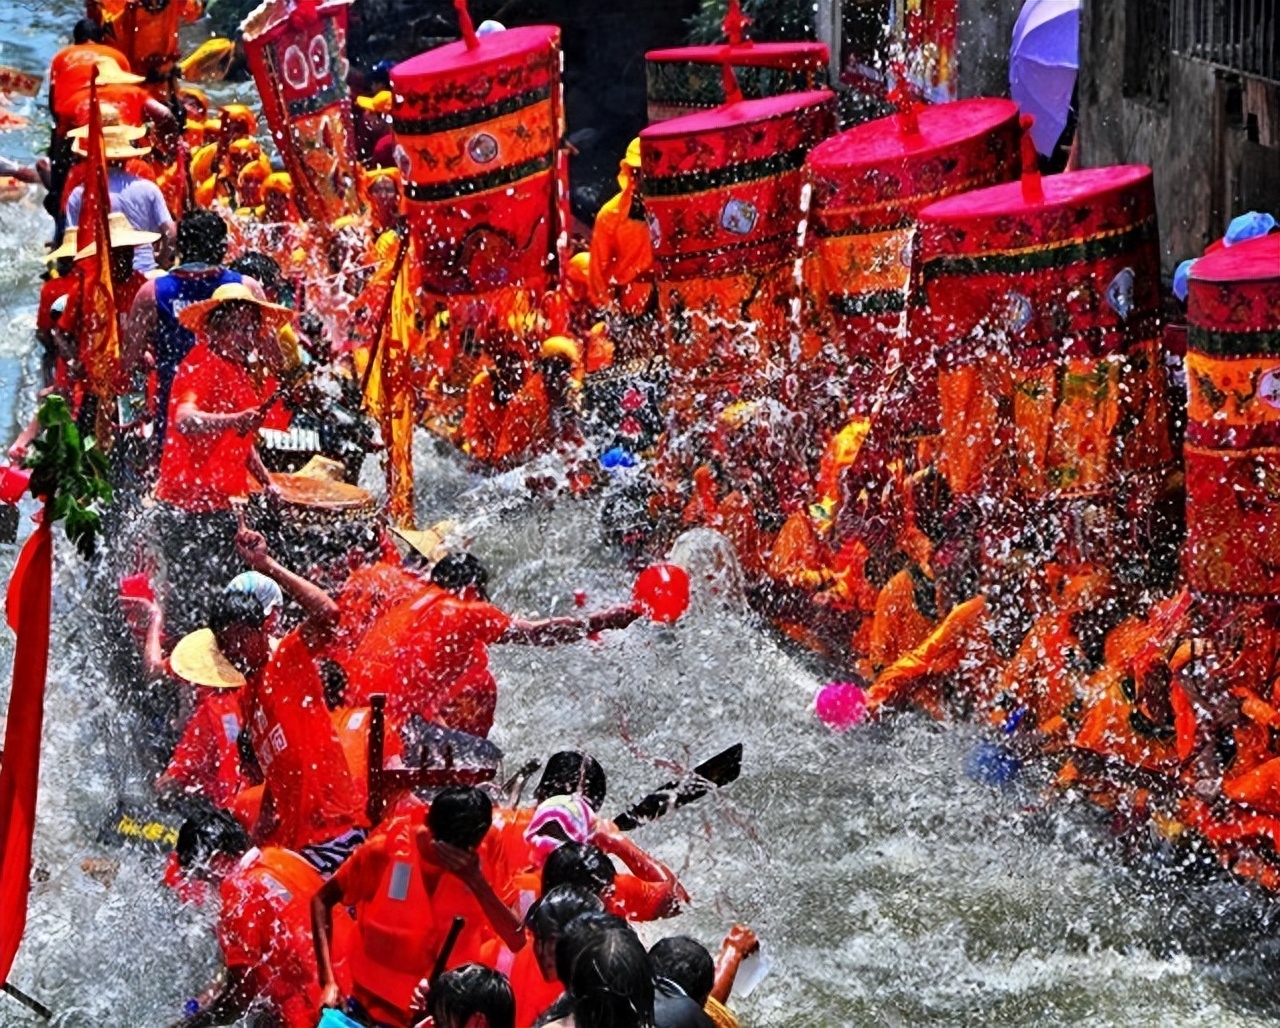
[390,26,563,296]
[645,41,829,123]
[913,165,1172,501]
[805,99,1020,380]
[639,89,835,374]
[1184,234,1280,598]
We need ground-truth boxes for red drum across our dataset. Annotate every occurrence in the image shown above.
[913,164,1172,501]
[639,89,835,375]
[390,27,563,296]
[805,99,1020,385]
[645,41,829,123]
[1184,234,1280,597]
[243,0,364,226]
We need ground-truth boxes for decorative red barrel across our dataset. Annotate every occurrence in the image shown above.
[639,89,835,373]
[804,98,1020,395]
[389,25,563,296]
[242,0,364,227]
[913,164,1172,502]
[1184,234,1280,597]
[645,40,829,123]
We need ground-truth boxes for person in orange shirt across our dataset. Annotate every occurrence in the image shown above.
[461,342,548,469]
[153,282,292,514]
[313,786,526,1028]
[503,886,603,1028]
[587,139,653,318]
[170,809,325,1028]
[344,553,640,739]
[98,0,204,91]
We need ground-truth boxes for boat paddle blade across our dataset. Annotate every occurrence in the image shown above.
[613,743,743,831]
[632,562,690,623]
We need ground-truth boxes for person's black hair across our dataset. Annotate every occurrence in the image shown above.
[430,553,490,600]
[535,751,607,811]
[73,18,102,43]
[524,885,603,942]
[542,842,616,897]
[204,300,263,336]
[177,208,229,265]
[427,785,492,850]
[649,936,714,1006]
[318,658,348,710]
[208,590,267,635]
[228,251,282,289]
[554,911,631,990]
[567,924,655,1028]
[428,963,515,1028]
[175,807,251,869]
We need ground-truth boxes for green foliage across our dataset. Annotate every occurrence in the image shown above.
[25,396,113,560]
[688,0,817,44]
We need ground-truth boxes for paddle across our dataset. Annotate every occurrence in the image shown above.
[97,802,184,853]
[502,758,542,807]
[430,916,466,985]
[612,743,743,831]
[2,982,50,1020]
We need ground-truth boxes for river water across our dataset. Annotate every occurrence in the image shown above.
[1,4,1280,1026]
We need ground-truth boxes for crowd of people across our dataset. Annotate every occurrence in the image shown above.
[14,6,775,1028]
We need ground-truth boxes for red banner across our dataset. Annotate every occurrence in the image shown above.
[79,72,120,414]
[0,518,53,984]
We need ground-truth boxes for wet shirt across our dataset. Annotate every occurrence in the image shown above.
[163,686,246,807]
[48,42,131,127]
[154,340,282,512]
[326,560,429,672]
[65,169,172,273]
[345,589,511,736]
[244,629,363,851]
[218,845,324,1027]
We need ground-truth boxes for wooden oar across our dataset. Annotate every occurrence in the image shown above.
[429,916,466,985]
[612,743,743,831]
[2,982,50,1020]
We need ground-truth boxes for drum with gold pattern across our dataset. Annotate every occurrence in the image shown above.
[390,26,563,296]
[1184,234,1280,597]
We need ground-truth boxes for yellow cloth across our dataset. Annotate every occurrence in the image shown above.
[705,997,739,1028]
[588,166,653,308]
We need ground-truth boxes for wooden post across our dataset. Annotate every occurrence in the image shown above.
[814,0,842,85]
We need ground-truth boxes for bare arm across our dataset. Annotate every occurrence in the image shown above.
[311,878,344,1009]
[428,835,525,952]
[500,604,640,646]
[123,279,158,376]
[119,596,167,680]
[173,399,265,437]
[235,527,339,634]
[710,924,759,1005]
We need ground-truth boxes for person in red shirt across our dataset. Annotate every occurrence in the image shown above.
[171,525,367,872]
[344,553,641,739]
[169,809,325,1028]
[312,786,526,1028]
[154,281,292,514]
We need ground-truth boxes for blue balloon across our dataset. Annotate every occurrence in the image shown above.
[600,447,638,470]
[963,740,1022,788]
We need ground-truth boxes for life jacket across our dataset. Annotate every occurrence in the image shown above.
[331,705,405,827]
[151,263,241,447]
[349,818,441,1017]
[220,846,324,1027]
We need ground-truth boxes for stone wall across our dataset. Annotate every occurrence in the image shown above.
[1079,0,1280,275]
[956,0,1021,99]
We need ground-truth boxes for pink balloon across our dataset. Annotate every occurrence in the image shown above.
[814,682,867,732]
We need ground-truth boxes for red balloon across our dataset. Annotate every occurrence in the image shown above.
[632,563,690,624]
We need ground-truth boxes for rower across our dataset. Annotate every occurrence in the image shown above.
[587,139,654,319]
[312,786,525,1028]
[413,964,516,1028]
[170,527,366,871]
[343,553,641,739]
[504,886,603,1028]
[168,810,324,1028]
[95,0,204,96]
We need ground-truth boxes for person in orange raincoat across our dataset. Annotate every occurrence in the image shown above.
[587,138,654,318]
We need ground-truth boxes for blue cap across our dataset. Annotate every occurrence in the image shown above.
[1224,211,1277,247]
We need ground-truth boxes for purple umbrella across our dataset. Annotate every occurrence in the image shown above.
[1009,0,1081,156]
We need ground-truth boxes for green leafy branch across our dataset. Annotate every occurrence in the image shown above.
[24,396,113,559]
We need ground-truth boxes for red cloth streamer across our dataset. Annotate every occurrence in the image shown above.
[79,70,121,408]
[0,517,54,984]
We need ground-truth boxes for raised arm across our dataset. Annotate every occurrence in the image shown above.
[234,526,339,637]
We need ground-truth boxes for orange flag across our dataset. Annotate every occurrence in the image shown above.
[78,70,120,434]
[0,516,53,984]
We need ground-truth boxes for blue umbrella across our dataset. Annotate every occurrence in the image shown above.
[1009,0,1081,156]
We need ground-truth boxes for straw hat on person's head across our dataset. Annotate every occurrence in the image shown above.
[68,104,147,141]
[169,628,247,689]
[74,211,160,260]
[43,228,78,264]
[391,519,457,565]
[177,281,292,335]
[71,126,152,160]
[90,57,144,87]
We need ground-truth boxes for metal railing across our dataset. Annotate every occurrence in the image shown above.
[1172,0,1280,82]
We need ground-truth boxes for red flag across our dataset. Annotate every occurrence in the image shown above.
[0,517,53,983]
[78,69,120,412]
